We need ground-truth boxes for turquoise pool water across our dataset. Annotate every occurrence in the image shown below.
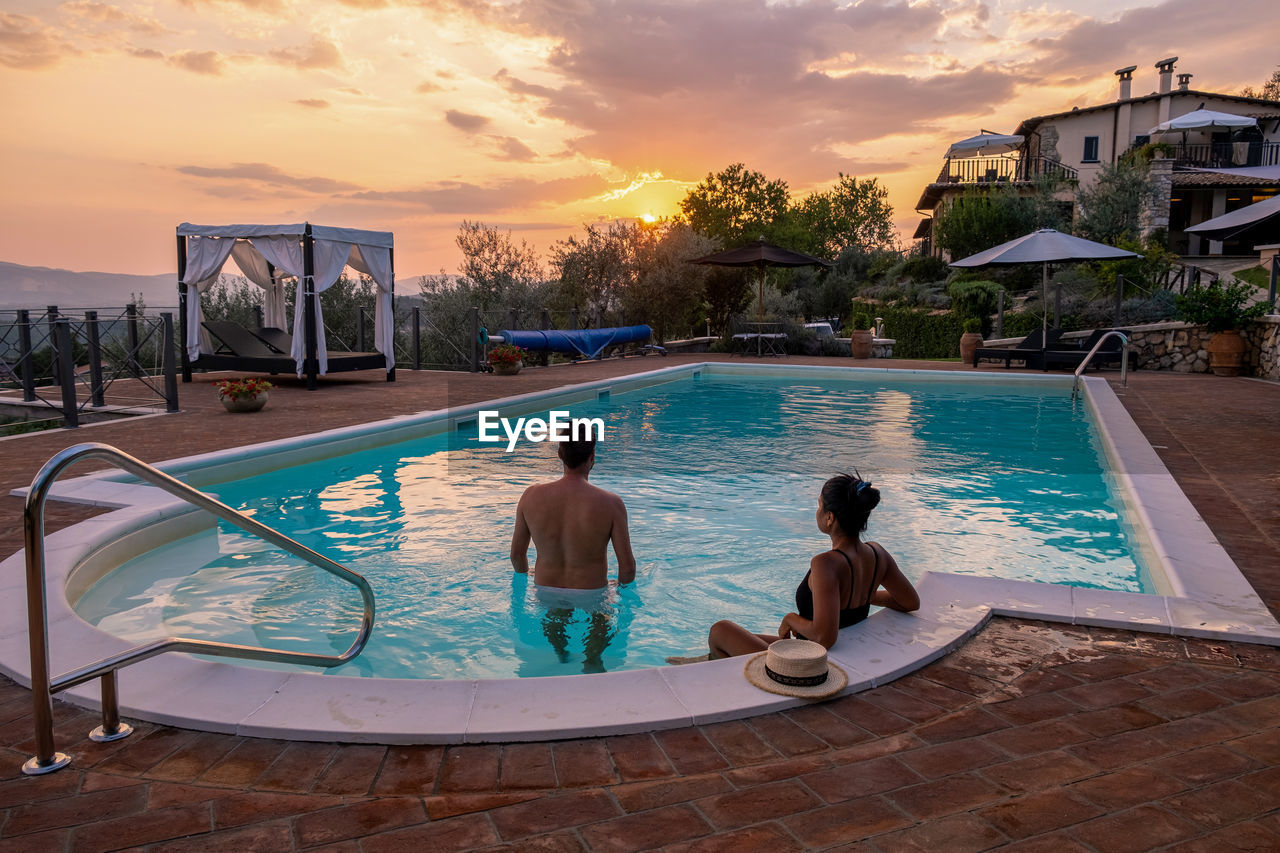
[77,372,1150,679]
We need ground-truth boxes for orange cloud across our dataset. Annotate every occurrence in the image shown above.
[0,12,79,70]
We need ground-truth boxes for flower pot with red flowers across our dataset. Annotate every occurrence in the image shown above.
[488,343,527,375]
[215,377,273,413]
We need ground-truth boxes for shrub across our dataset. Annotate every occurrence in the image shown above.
[947,279,1004,320]
[1176,280,1269,332]
[900,254,949,284]
[852,300,965,359]
[962,317,982,334]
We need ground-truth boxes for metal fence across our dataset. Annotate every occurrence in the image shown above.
[0,306,179,434]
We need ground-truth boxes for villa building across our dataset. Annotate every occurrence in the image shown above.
[915,57,1280,259]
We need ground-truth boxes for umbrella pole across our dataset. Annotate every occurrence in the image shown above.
[1042,262,1049,345]
[757,267,765,357]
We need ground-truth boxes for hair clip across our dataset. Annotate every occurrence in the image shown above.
[855,480,871,494]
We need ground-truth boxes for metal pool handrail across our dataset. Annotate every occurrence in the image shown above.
[1072,331,1130,400]
[21,442,376,775]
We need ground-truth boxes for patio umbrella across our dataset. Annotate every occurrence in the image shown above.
[1186,194,1280,242]
[690,237,833,354]
[1149,108,1257,135]
[949,229,1141,340]
[945,132,1025,159]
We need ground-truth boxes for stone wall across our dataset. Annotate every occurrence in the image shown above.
[979,317,1280,377]
[1249,316,1280,381]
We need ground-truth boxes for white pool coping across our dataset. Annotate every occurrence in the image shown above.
[2,362,1278,745]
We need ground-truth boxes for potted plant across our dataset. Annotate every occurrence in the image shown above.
[488,343,527,375]
[959,317,983,365]
[849,311,874,359]
[1175,279,1268,376]
[214,377,273,413]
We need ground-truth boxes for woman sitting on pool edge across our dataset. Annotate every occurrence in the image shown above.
[705,473,919,659]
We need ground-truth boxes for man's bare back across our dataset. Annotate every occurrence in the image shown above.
[510,441,636,590]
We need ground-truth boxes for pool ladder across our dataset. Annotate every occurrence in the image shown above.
[1071,331,1130,401]
[19,442,376,775]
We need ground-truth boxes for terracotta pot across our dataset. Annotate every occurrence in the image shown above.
[220,391,268,413]
[493,360,523,376]
[959,332,983,365]
[849,330,874,359]
[1206,330,1245,376]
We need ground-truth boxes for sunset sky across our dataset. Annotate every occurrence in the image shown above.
[2,0,1277,279]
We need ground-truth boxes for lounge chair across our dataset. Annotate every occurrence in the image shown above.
[972,328,1062,369]
[195,320,389,379]
[1040,329,1130,372]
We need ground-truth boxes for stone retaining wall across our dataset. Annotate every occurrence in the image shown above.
[980,316,1280,378]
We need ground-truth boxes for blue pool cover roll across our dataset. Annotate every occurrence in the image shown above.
[500,325,652,359]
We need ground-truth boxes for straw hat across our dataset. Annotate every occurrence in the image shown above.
[744,639,848,700]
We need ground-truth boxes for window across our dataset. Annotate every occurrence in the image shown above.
[1082,136,1100,163]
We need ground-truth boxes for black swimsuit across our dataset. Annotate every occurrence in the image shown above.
[794,545,880,634]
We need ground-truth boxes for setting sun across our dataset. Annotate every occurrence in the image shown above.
[640,213,658,224]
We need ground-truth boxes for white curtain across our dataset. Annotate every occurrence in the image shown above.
[181,236,237,360]
[249,236,311,375]
[348,244,395,371]
[229,242,288,329]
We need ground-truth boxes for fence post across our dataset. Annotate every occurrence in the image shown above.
[126,303,142,379]
[412,307,421,370]
[1114,274,1124,327]
[17,309,35,402]
[46,306,59,387]
[469,306,480,373]
[85,311,105,407]
[507,309,518,332]
[541,308,550,331]
[54,319,78,428]
[253,305,263,330]
[357,306,367,353]
[1053,282,1062,330]
[162,313,179,413]
[570,307,579,330]
[1270,255,1278,312]
[995,292,1004,339]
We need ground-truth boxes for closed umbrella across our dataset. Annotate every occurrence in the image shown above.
[949,229,1141,340]
[690,238,833,355]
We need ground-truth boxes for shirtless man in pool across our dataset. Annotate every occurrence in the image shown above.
[510,437,636,589]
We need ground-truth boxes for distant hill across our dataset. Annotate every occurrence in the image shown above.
[0,261,176,311]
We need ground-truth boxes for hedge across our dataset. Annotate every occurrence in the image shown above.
[852,300,965,359]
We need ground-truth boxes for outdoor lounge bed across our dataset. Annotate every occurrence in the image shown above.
[972,328,1062,369]
[1039,329,1130,372]
[195,320,387,378]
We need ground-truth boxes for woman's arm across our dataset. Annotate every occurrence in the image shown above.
[869,545,919,613]
[778,555,842,648]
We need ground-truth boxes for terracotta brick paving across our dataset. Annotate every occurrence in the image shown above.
[0,357,1278,849]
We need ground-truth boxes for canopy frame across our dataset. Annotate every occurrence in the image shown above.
[176,222,396,390]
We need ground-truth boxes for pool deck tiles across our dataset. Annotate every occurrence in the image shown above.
[0,356,1279,848]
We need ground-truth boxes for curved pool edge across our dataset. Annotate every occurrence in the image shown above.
[3,363,1279,745]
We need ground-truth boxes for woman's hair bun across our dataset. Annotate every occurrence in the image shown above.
[822,471,880,535]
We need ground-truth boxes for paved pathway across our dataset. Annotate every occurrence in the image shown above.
[1,357,1278,850]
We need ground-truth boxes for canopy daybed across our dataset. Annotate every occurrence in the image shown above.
[177,222,396,390]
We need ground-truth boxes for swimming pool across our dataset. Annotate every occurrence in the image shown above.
[73,369,1155,680]
[6,361,1276,744]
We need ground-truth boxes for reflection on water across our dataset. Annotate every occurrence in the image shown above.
[77,374,1149,679]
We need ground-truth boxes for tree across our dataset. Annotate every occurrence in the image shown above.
[450,220,545,308]
[791,174,896,257]
[549,221,636,319]
[934,177,1068,260]
[678,163,791,248]
[1241,65,1280,101]
[1075,161,1155,245]
[622,221,717,342]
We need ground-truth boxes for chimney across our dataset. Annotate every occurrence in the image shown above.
[1177,72,1193,91]
[1155,56,1178,94]
[1115,65,1136,100]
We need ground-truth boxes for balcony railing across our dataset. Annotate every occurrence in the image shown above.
[938,156,1078,185]
[1170,141,1280,169]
